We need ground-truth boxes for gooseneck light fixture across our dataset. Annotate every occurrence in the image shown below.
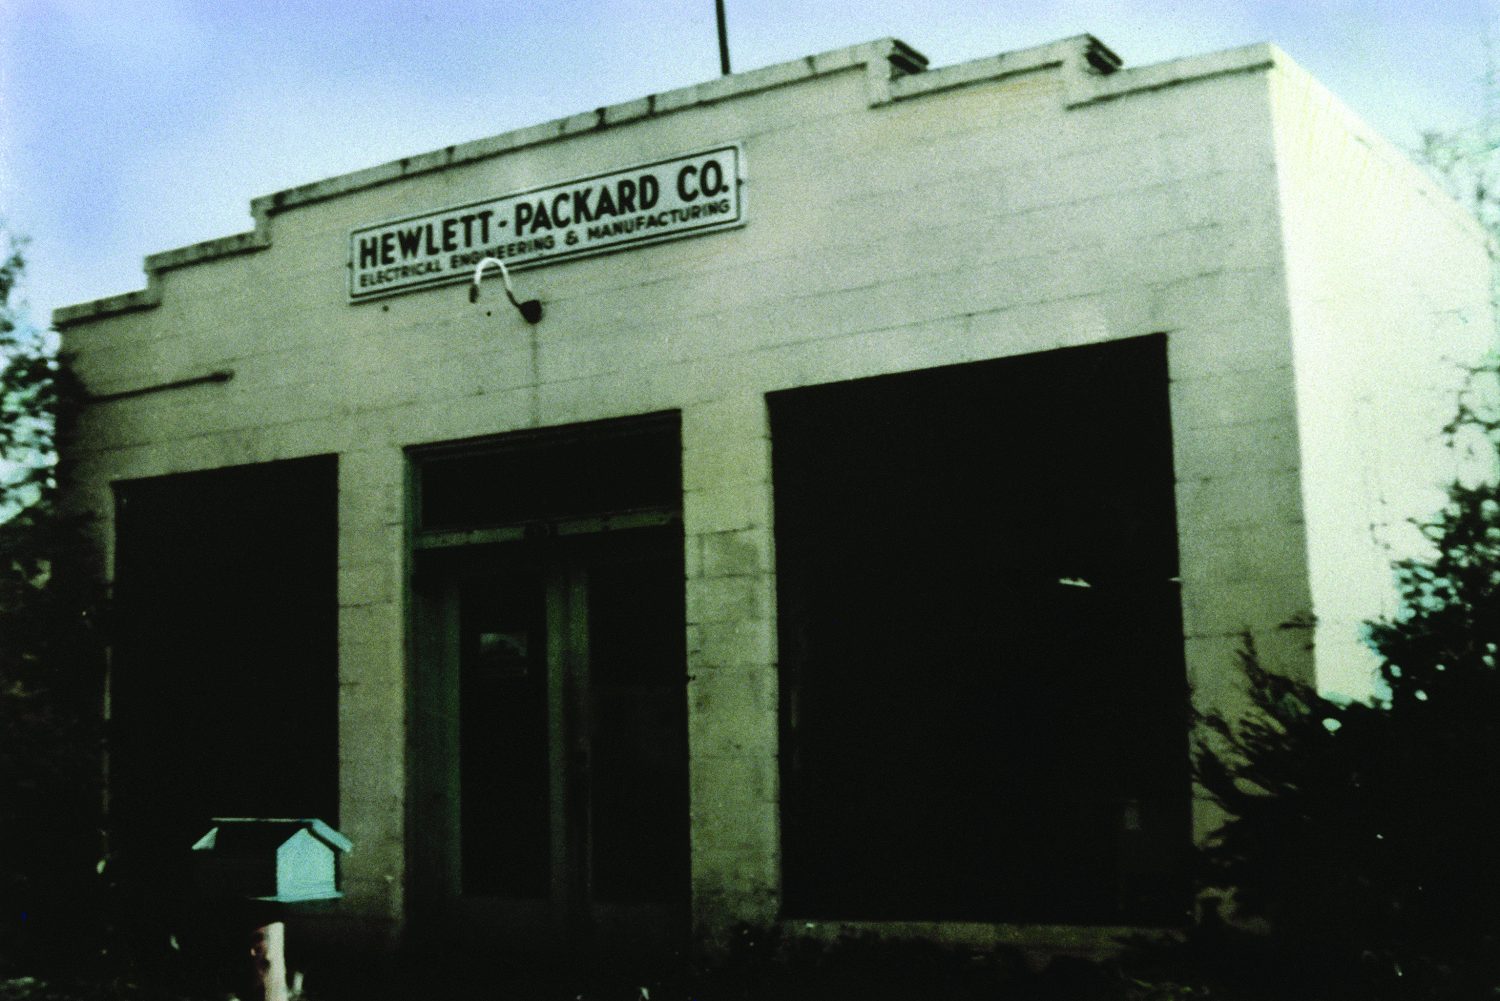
[470,257,543,323]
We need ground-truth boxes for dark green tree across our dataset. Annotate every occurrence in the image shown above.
[0,224,107,970]
[1180,388,1500,999]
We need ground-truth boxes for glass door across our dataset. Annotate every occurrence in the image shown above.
[570,533,690,940]
[413,525,688,955]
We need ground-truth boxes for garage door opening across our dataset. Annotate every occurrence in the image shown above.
[770,335,1190,925]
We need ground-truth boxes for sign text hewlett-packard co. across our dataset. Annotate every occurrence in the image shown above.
[349,145,743,300]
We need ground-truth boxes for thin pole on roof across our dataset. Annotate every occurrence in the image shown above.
[715,0,731,75]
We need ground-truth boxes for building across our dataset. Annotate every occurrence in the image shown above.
[56,34,1493,958]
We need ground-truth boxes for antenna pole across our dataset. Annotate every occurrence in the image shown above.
[715,0,731,75]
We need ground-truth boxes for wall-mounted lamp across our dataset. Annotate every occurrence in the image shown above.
[470,257,543,323]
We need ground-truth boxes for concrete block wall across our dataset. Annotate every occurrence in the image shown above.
[682,392,781,932]
[333,446,407,944]
[1270,57,1497,700]
[57,33,1481,947]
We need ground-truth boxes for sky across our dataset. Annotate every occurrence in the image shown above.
[2,1,1498,330]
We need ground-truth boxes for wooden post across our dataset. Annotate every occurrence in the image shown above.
[248,919,290,1001]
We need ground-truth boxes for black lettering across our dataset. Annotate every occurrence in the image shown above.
[381,233,397,264]
[677,164,699,202]
[640,174,660,209]
[618,178,637,213]
[424,224,441,255]
[594,185,618,217]
[515,202,533,233]
[359,236,380,268]
[700,160,725,196]
[530,198,552,233]
[572,187,594,223]
[551,192,571,227]
[396,228,422,258]
[476,210,494,242]
[442,218,458,252]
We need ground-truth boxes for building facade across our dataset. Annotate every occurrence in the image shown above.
[57,35,1493,956]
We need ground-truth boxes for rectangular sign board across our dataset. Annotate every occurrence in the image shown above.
[349,145,744,301]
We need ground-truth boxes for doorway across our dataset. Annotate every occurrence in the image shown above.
[410,416,688,954]
[111,456,338,905]
[770,336,1190,924]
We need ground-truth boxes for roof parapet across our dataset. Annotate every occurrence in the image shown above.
[55,36,929,329]
[54,33,1285,330]
[1067,41,1276,107]
[887,34,1119,104]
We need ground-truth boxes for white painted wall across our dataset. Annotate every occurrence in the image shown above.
[1271,56,1496,701]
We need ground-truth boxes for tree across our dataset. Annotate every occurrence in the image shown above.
[1173,383,1500,999]
[0,223,107,970]
[1,229,52,514]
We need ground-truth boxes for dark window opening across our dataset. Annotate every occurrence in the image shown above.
[111,456,339,897]
[771,335,1190,925]
[418,413,681,532]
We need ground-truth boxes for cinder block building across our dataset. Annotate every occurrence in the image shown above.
[56,34,1493,956]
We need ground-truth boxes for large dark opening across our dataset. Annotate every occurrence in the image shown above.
[771,335,1190,924]
[410,413,689,950]
[111,456,339,896]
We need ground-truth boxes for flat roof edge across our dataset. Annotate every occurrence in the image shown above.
[54,286,160,328]
[889,34,1119,102]
[1066,42,1279,108]
[249,37,927,221]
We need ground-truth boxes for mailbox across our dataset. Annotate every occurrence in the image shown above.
[192,818,352,903]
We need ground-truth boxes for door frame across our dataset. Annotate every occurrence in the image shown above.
[408,516,690,955]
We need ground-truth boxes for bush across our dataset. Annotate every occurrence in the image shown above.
[1176,378,1500,999]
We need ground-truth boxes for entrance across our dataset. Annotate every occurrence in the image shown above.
[410,417,688,954]
[111,457,338,910]
[770,336,1190,924]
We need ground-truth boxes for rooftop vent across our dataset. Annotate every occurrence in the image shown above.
[887,40,929,77]
[1083,35,1122,75]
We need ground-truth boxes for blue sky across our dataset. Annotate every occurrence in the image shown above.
[1,1,1497,328]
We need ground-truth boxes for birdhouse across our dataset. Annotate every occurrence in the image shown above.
[192,818,353,903]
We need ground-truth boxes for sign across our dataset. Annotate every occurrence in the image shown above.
[349,145,744,300]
